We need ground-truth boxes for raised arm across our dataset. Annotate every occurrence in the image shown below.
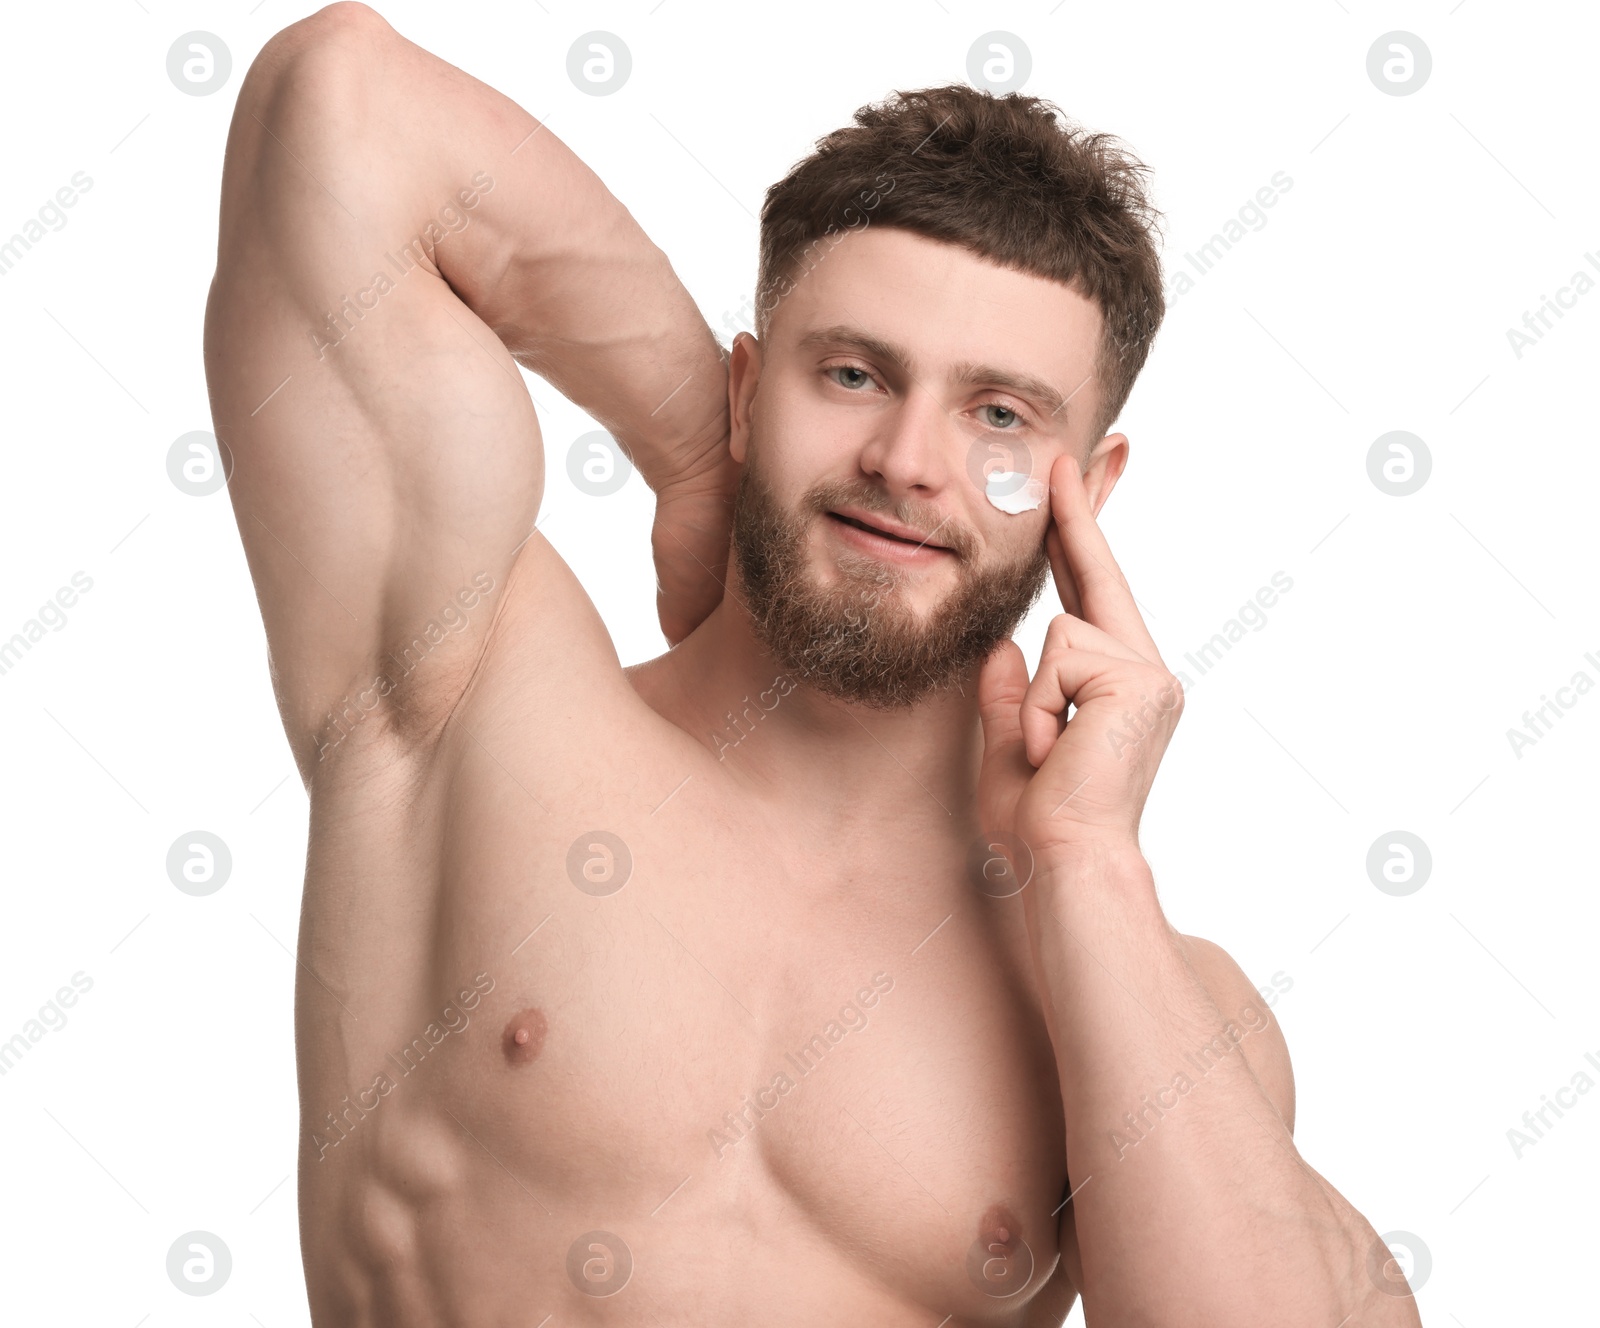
[204,0,734,781]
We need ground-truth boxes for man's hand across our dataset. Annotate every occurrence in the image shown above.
[976,450,1184,858]
[651,434,740,646]
[973,452,1418,1325]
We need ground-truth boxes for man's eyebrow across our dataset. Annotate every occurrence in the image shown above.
[949,359,1072,422]
[797,324,910,371]
[795,323,1074,422]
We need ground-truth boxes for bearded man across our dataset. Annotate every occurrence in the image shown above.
[203,5,1419,1323]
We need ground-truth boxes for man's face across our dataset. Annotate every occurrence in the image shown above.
[727,226,1108,710]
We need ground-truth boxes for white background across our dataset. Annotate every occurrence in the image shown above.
[1,0,1595,1322]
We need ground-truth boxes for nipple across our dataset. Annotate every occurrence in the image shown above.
[502,1007,548,1065]
[966,1201,1034,1297]
[979,1203,1022,1250]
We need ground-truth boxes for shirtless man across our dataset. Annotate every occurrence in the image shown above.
[204,4,1421,1323]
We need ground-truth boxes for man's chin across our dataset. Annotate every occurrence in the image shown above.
[747,559,1043,712]
[730,466,1049,710]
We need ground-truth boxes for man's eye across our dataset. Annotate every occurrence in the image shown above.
[983,403,1023,429]
[829,366,874,390]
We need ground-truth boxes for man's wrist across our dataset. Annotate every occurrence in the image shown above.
[641,394,733,498]
[1033,837,1161,914]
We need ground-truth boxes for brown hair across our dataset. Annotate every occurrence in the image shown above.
[755,84,1164,440]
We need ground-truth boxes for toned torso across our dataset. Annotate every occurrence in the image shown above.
[294,540,1080,1325]
[203,8,1081,1320]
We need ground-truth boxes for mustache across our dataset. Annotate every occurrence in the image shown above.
[801,478,979,561]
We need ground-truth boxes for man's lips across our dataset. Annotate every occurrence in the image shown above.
[826,508,952,551]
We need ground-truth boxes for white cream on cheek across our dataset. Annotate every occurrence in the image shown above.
[984,470,1048,515]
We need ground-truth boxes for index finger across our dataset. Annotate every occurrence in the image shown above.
[1048,452,1165,666]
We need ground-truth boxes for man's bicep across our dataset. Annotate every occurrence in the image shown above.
[209,277,543,760]
[1179,933,1296,1134]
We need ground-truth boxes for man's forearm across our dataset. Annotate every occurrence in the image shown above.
[333,12,729,487]
[443,115,730,488]
[1027,843,1419,1325]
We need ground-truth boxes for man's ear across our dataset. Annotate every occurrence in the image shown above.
[728,331,763,466]
[1082,432,1130,518]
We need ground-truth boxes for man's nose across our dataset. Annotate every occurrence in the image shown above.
[855,384,960,495]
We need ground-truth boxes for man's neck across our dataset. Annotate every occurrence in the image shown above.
[629,593,988,835]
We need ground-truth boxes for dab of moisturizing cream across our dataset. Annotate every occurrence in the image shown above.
[984,470,1048,515]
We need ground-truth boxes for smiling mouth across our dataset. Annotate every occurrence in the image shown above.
[826,512,949,551]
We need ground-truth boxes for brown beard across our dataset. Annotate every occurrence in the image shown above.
[729,462,1050,710]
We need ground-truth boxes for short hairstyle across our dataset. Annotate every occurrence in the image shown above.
[756,84,1165,441]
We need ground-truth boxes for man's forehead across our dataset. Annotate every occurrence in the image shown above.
[771,226,1102,422]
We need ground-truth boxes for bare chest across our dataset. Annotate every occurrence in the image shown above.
[480,732,1062,1292]
[420,733,1070,1315]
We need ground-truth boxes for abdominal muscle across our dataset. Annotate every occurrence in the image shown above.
[289,666,1075,1325]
